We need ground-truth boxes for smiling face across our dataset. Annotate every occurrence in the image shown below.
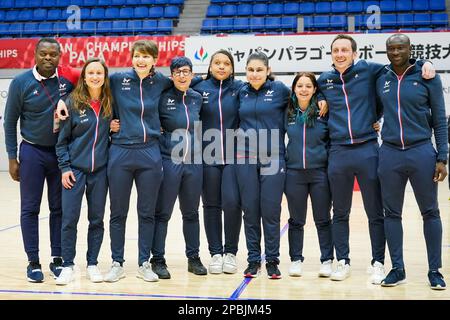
[386,35,411,71]
[172,66,193,92]
[84,61,105,91]
[132,50,156,77]
[331,38,357,74]
[35,42,61,78]
[246,59,270,90]
[294,76,317,110]
[210,53,233,81]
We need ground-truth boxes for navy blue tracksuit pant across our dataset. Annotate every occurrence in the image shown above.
[152,159,203,259]
[285,168,333,263]
[108,141,163,266]
[19,141,62,262]
[235,161,285,264]
[202,164,242,256]
[378,142,442,270]
[61,166,107,267]
[328,141,385,265]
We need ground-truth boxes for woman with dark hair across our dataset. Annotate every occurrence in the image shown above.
[55,57,112,285]
[284,72,333,278]
[235,51,290,279]
[190,50,244,275]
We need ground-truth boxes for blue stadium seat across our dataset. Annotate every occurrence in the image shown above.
[91,8,105,20]
[303,16,314,29]
[105,8,120,20]
[164,6,180,18]
[332,2,347,13]
[15,0,29,8]
[268,3,283,16]
[18,10,33,22]
[155,0,170,4]
[217,18,234,31]
[412,0,429,11]
[253,4,268,16]
[330,15,348,29]
[112,20,128,33]
[0,11,5,21]
[56,0,70,7]
[0,0,14,9]
[134,7,149,19]
[284,3,299,15]
[207,5,221,17]
[347,1,363,13]
[396,0,411,11]
[380,1,396,12]
[414,13,431,26]
[237,4,252,16]
[128,20,143,32]
[53,21,69,34]
[265,17,281,30]
[354,15,367,28]
[81,21,97,34]
[222,5,237,17]
[363,1,380,12]
[23,23,39,36]
[33,9,47,21]
[47,9,61,21]
[397,13,414,26]
[431,13,448,26]
[29,0,43,8]
[300,2,315,15]
[119,8,134,19]
[233,17,249,32]
[249,17,265,32]
[149,7,164,18]
[314,15,330,29]
[97,21,112,34]
[141,0,155,4]
[429,0,446,11]
[157,20,173,34]
[201,19,217,33]
[112,0,127,5]
[381,14,397,27]
[281,16,297,30]
[5,10,19,22]
[83,0,97,6]
[99,0,113,6]
[315,2,331,14]
[0,24,9,36]
[9,23,24,36]
[169,0,184,4]
[142,20,158,33]
[126,0,141,5]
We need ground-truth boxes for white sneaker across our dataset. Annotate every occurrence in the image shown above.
[369,261,385,285]
[55,266,74,285]
[104,261,125,282]
[87,265,103,283]
[223,253,238,274]
[288,260,303,277]
[318,259,333,278]
[137,261,159,282]
[209,254,223,274]
[330,259,351,281]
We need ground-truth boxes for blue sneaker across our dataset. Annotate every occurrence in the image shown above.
[381,268,406,287]
[49,257,63,279]
[27,262,44,283]
[428,270,446,290]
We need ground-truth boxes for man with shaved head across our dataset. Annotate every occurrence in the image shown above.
[376,33,448,290]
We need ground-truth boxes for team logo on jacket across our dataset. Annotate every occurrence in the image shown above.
[326,79,334,89]
[59,83,68,96]
[121,77,131,91]
[202,91,210,104]
[383,81,390,93]
[354,74,359,78]
[166,98,176,110]
[79,109,87,117]
[264,90,274,102]
[33,89,39,96]
[413,82,418,86]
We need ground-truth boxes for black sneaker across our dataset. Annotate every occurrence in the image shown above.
[381,268,406,287]
[27,262,44,283]
[428,270,446,290]
[188,256,207,275]
[266,261,282,279]
[49,257,63,279]
[244,262,261,278]
[150,258,171,279]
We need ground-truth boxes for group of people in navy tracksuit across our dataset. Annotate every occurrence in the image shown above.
[4,34,448,290]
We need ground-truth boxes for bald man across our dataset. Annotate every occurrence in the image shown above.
[376,34,448,290]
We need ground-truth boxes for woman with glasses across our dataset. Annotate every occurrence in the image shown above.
[151,56,207,278]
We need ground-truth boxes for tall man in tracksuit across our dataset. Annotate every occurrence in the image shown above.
[151,57,207,278]
[3,38,79,282]
[317,34,435,283]
[376,34,448,290]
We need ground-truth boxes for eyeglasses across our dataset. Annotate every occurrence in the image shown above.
[172,69,192,77]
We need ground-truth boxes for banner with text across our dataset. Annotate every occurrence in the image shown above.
[0,35,185,69]
[186,32,450,73]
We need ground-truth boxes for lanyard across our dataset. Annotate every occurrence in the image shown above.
[39,77,61,108]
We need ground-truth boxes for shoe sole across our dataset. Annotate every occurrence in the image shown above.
[268,274,282,279]
[244,272,260,278]
[289,272,302,277]
[330,275,350,281]
[381,279,406,287]
[104,274,125,283]
[27,277,43,283]
[318,273,331,278]
[430,284,446,290]
[208,267,223,274]
[223,267,237,274]
[136,274,159,282]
